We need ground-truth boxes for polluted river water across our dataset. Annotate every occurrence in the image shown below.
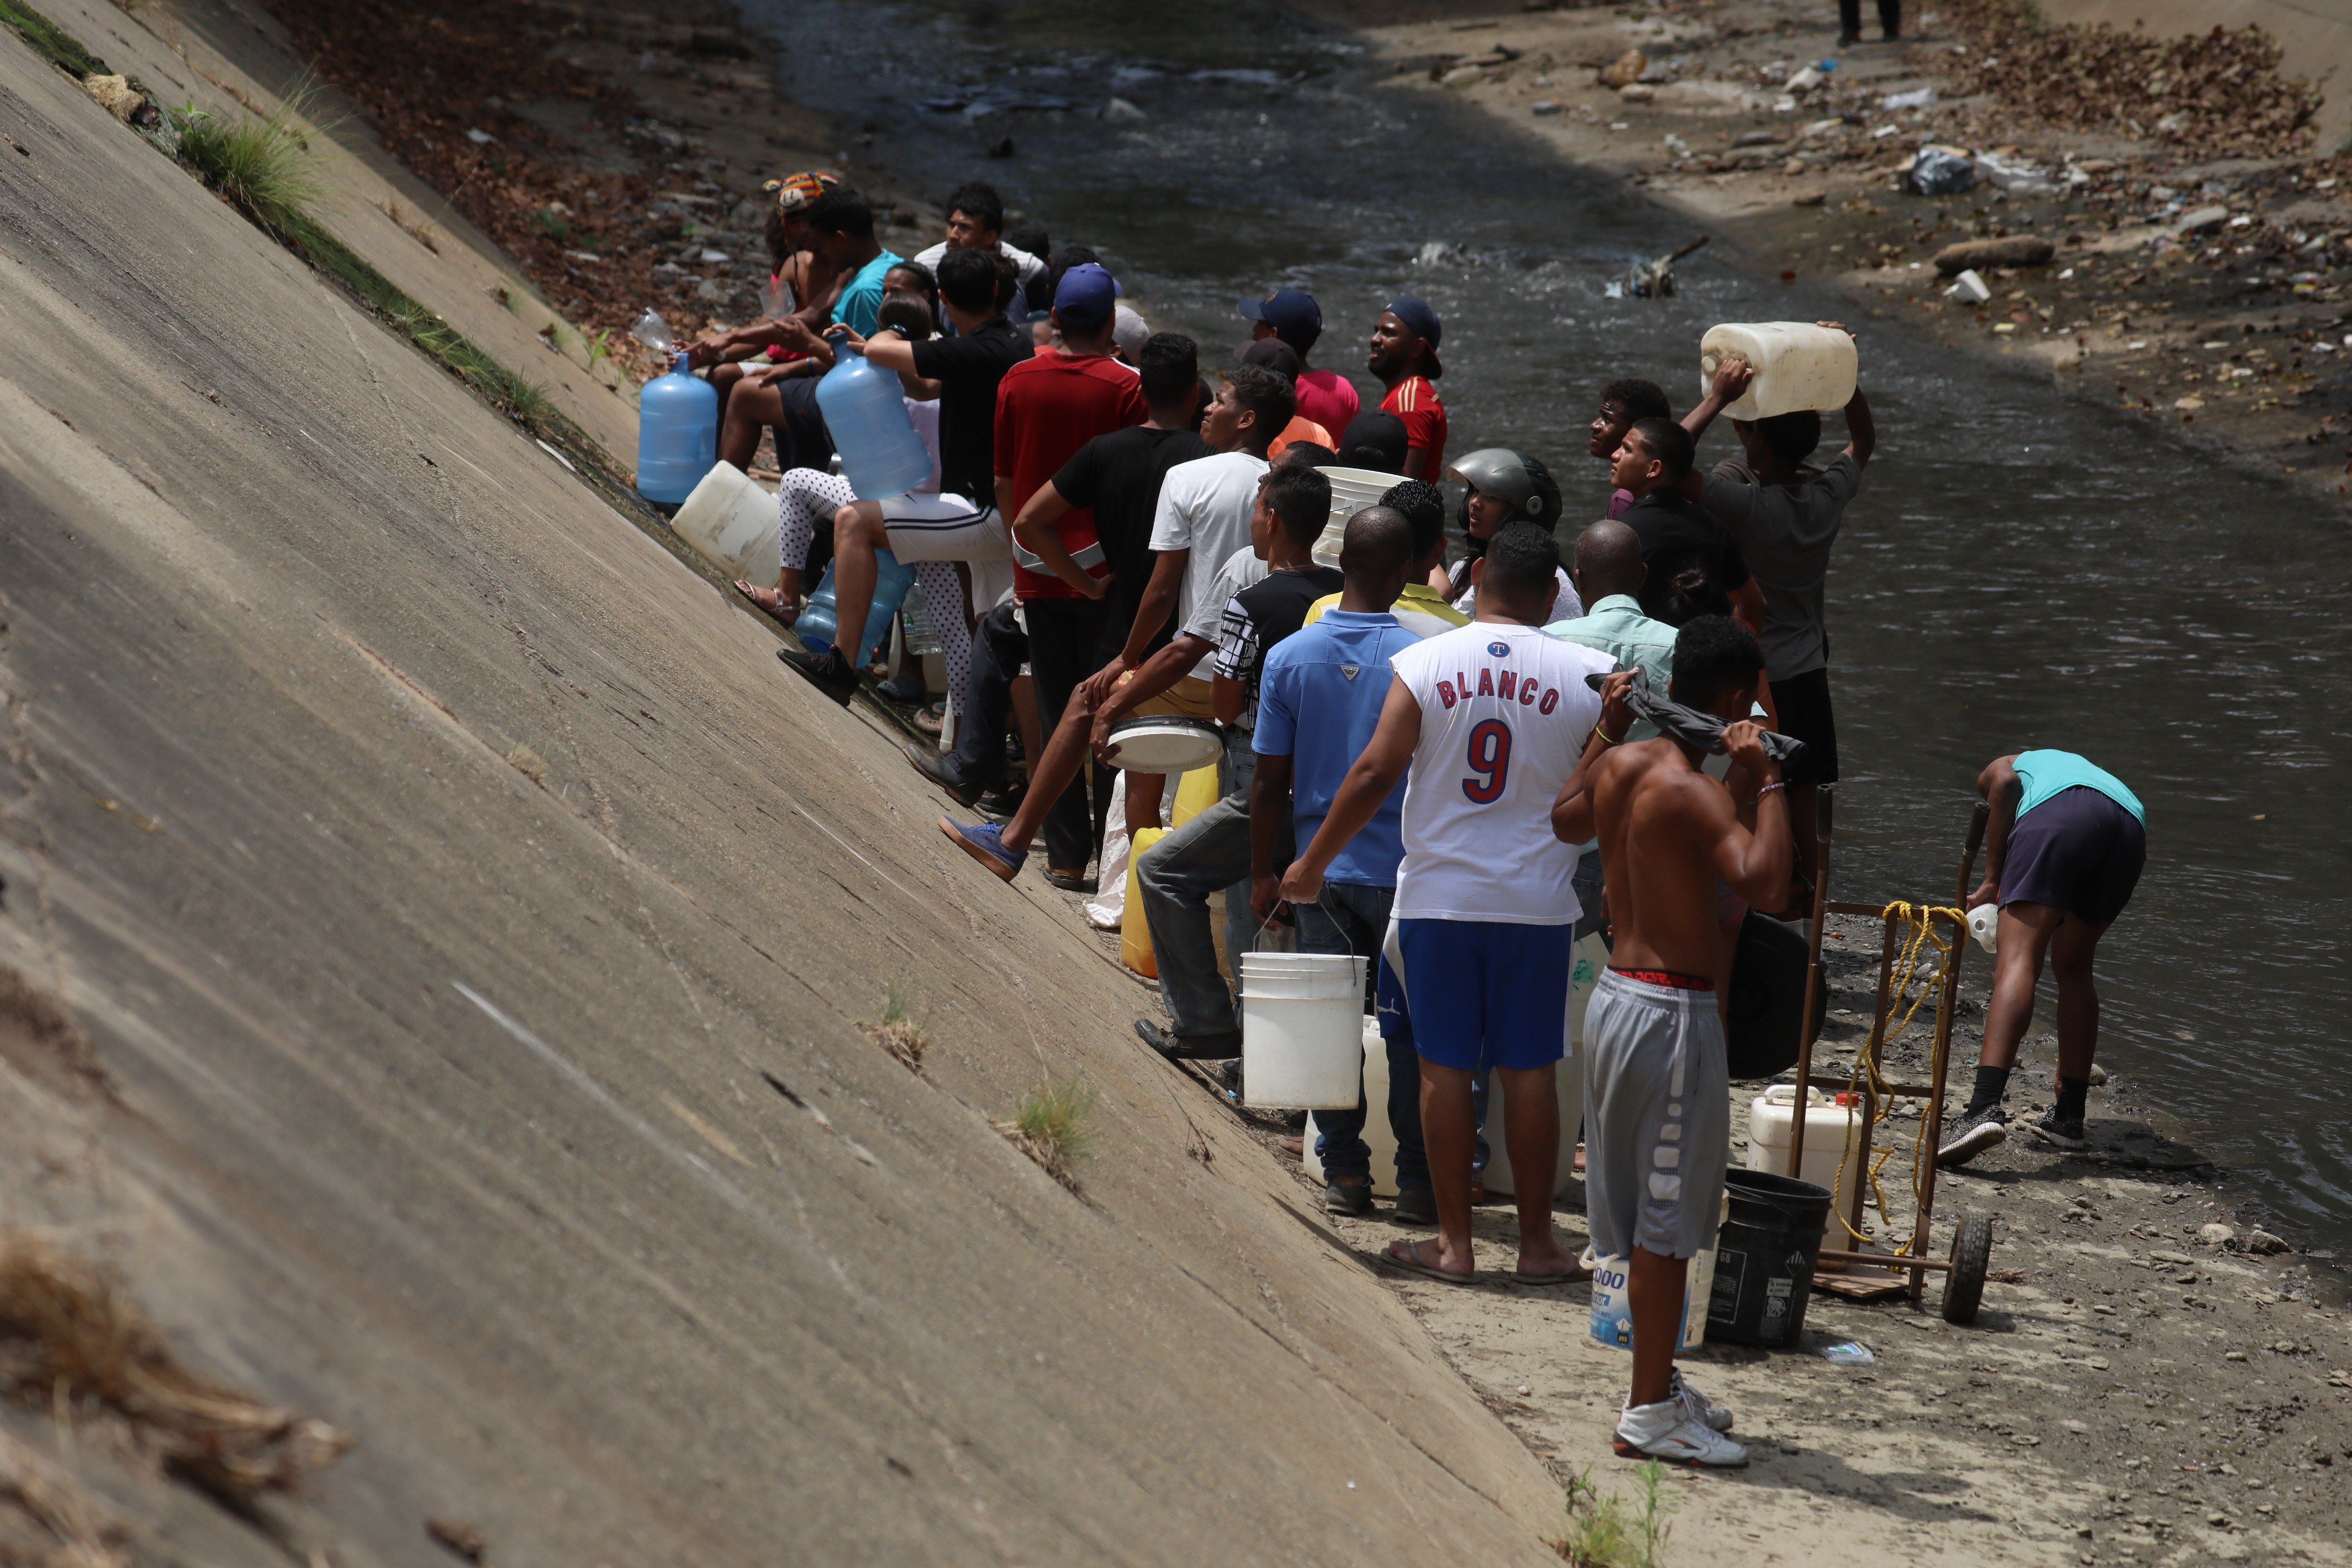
[749,0,2352,1269]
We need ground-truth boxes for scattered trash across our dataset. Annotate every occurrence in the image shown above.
[465,126,495,144]
[1820,1340,1876,1366]
[2174,204,2230,235]
[1880,86,1936,111]
[631,308,675,355]
[1102,97,1146,123]
[1785,65,1825,92]
[1617,83,1657,104]
[1600,48,1648,89]
[1800,117,1845,140]
[1933,235,2054,275]
[1604,280,1624,299]
[1905,145,1976,197]
[1944,268,1992,305]
[1975,152,2056,195]
[1733,129,1781,148]
[1440,64,1486,87]
[1622,234,1710,299]
[1531,99,1564,115]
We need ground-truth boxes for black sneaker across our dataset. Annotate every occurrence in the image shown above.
[902,743,984,808]
[1936,1103,2009,1168]
[975,785,1026,820]
[1325,1175,1373,1217]
[1393,1186,1437,1226]
[777,642,859,706]
[2026,1106,2088,1152]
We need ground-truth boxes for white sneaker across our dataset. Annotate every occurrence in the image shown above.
[1670,1368,1733,1433]
[1613,1397,1749,1468]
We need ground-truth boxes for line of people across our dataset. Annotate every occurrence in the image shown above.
[692,170,2148,1473]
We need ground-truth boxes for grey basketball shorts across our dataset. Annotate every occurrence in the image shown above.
[1583,969,1731,1261]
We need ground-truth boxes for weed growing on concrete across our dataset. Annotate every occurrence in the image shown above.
[861,985,927,1073]
[999,1079,1095,1190]
[375,195,440,253]
[172,82,334,237]
[1553,1463,1673,1567]
[0,0,107,77]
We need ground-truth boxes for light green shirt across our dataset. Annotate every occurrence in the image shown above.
[1544,595,1677,739]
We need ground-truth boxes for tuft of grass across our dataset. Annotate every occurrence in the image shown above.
[172,82,336,236]
[503,742,548,785]
[860,985,927,1073]
[1553,1464,1675,1567]
[998,1079,1095,1190]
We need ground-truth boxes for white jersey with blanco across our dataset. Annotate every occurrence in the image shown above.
[1388,621,1612,925]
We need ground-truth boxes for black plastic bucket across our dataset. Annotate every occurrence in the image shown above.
[1706,1168,1834,1347]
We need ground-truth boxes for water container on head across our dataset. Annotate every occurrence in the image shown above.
[635,350,718,505]
[1699,322,1858,421]
[795,553,916,667]
[815,329,933,500]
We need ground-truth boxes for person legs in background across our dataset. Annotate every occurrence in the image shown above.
[908,601,1023,809]
[1024,597,1117,888]
[1295,882,1430,1222]
[735,467,852,623]
[780,492,1005,709]
[1134,738,1271,1057]
[1838,0,1899,43]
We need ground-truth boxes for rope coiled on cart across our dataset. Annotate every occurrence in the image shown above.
[1826,901,1966,1252]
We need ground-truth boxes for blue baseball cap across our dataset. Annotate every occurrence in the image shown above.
[1384,294,1444,377]
[1238,288,1322,341]
[1053,262,1120,328]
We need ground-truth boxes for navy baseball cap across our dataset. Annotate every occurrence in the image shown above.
[1385,294,1444,378]
[1053,262,1120,328]
[1238,289,1322,341]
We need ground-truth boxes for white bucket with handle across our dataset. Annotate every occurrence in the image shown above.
[1240,951,1366,1109]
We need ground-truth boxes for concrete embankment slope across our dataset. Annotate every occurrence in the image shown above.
[0,32,1560,1568]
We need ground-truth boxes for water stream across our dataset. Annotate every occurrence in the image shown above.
[749,0,2352,1261]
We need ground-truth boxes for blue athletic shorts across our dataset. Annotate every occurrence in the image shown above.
[1393,918,1573,1072]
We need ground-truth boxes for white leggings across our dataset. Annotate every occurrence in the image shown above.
[775,467,969,702]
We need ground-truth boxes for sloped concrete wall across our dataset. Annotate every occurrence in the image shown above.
[0,23,1564,1568]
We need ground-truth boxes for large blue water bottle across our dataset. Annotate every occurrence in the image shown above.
[797,552,917,666]
[635,351,718,506]
[815,329,932,499]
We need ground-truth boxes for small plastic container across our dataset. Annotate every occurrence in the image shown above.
[1240,952,1367,1109]
[1699,322,1858,420]
[1967,903,2000,955]
[635,350,718,505]
[1745,1084,1863,1221]
[816,330,933,499]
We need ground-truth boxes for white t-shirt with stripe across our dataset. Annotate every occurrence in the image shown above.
[1388,621,1613,925]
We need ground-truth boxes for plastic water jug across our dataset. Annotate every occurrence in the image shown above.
[1967,903,2000,955]
[635,351,718,505]
[670,460,780,581]
[1121,828,1167,979]
[815,329,933,500]
[1745,1084,1863,1222]
[795,552,915,667]
[1699,322,1858,420]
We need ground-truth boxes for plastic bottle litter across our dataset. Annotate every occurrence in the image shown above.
[1905,146,1977,197]
[815,329,934,500]
[1967,903,2000,955]
[634,350,717,506]
[631,308,676,355]
[1820,1340,1876,1366]
[1699,322,1857,419]
[1880,86,1936,111]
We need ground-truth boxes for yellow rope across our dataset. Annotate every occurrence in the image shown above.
[1825,901,1966,1253]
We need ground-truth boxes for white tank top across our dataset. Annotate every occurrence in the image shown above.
[1388,621,1613,925]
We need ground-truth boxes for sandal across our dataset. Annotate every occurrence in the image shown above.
[1381,1237,1475,1285]
[732,580,799,627]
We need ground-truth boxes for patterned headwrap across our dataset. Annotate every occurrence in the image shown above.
[764,170,838,213]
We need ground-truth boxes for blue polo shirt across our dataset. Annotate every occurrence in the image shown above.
[1255,608,1420,888]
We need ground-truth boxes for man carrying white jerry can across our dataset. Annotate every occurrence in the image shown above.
[1552,617,1793,1468]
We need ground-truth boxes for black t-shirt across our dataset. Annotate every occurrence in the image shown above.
[909,316,1032,502]
[1051,424,1214,643]
[1621,488,1752,622]
[1216,565,1347,701]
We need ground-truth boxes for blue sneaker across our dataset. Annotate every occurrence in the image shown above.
[940,817,1025,881]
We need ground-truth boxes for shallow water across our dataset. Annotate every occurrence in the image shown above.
[752,0,2352,1259]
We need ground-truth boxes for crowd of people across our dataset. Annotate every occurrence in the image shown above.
[688,173,2150,1471]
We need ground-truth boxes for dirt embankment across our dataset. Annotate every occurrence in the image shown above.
[1321,0,2352,507]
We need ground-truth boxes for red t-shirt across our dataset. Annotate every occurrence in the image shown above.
[994,353,1148,600]
[1294,367,1360,436]
[1380,375,1447,479]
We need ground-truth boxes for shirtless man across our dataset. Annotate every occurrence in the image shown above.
[1551,614,1791,1468]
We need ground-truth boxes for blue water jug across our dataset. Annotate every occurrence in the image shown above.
[815,329,932,500]
[797,550,916,666]
[635,351,718,505]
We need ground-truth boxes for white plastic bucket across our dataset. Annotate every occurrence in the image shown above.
[1310,465,1408,567]
[1698,322,1858,420]
[1240,952,1366,1109]
[671,459,782,582]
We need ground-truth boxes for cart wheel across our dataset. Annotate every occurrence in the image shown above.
[1942,1211,1993,1325]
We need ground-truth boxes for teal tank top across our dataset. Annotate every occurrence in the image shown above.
[2014,750,2144,825]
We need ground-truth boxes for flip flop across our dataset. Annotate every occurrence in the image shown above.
[732,580,799,628]
[1510,1264,1593,1287]
[1380,1238,1475,1286]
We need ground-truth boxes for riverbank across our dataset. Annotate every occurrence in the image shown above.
[1306,0,2352,511]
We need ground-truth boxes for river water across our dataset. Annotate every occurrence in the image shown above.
[749,0,2352,1263]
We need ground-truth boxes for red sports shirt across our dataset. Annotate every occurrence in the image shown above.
[993,353,1148,600]
[1380,375,1448,479]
